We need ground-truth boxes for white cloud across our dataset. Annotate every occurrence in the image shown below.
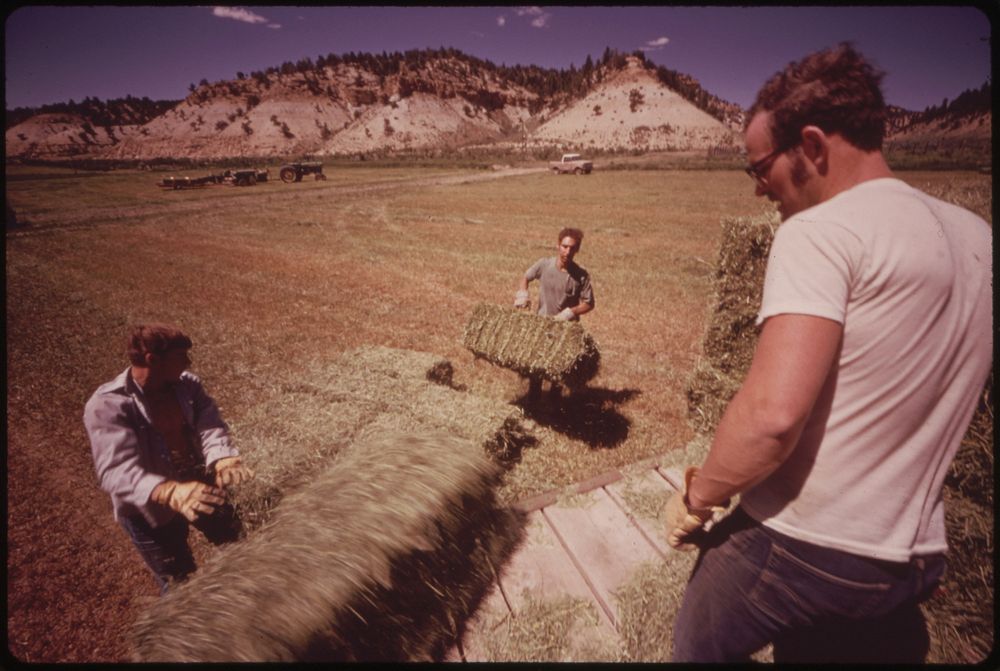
[212,6,273,26]
[497,15,506,27]
[267,23,282,29]
[516,6,551,28]
[639,36,670,51]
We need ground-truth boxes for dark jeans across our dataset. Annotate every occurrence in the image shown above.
[672,507,945,663]
[119,504,241,594]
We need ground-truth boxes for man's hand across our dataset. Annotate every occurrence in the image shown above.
[151,480,225,522]
[212,456,255,488]
[514,289,530,309]
[553,307,575,321]
[664,467,729,551]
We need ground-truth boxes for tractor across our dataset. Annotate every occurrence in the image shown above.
[279,161,327,183]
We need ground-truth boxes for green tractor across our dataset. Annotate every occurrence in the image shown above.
[279,161,327,183]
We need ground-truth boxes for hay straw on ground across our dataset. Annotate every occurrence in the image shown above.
[685,213,777,434]
[228,346,533,530]
[466,594,621,662]
[463,303,600,387]
[133,428,525,662]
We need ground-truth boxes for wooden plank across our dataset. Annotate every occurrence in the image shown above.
[542,487,664,629]
[493,510,604,616]
[513,468,622,513]
[655,465,684,491]
[605,468,677,558]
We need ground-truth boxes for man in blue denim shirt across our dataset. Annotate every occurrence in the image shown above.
[84,324,255,593]
[664,44,991,662]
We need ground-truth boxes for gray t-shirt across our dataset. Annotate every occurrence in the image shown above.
[524,257,594,318]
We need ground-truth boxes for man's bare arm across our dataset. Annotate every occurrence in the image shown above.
[687,314,843,509]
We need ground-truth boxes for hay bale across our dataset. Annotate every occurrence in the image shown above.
[228,346,533,530]
[462,303,600,387]
[132,428,526,662]
[686,213,778,433]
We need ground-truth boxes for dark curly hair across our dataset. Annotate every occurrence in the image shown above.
[747,42,887,151]
[558,227,584,249]
[126,323,192,366]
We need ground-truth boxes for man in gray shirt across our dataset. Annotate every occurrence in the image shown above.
[515,227,594,320]
[84,324,255,593]
[514,227,595,400]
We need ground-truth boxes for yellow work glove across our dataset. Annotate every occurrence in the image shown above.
[151,480,226,522]
[664,466,729,552]
[212,456,255,488]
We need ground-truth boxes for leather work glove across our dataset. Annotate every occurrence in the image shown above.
[151,480,226,522]
[664,466,730,551]
[514,289,530,309]
[553,307,575,321]
[212,456,256,488]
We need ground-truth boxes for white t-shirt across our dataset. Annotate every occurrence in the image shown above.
[741,178,992,562]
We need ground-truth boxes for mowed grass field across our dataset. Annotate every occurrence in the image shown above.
[4,163,991,662]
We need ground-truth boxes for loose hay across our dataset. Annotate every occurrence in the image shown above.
[228,346,533,530]
[132,428,526,662]
[686,213,778,434]
[462,303,600,387]
[467,594,621,662]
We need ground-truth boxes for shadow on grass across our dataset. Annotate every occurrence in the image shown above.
[515,385,641,449]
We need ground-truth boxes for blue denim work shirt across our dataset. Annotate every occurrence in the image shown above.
[83,368,238,528]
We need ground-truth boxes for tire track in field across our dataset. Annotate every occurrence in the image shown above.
[6,167,548,237]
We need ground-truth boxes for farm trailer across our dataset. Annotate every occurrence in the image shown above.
[158,169,268,189]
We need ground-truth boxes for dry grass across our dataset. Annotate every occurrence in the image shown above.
[4,163,991,662]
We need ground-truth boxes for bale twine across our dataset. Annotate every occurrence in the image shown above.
[228,346,532,530]
[132,427,525,662]
[462,303,600,387]
[686,213,778,434]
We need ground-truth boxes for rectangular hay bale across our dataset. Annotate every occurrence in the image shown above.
[227,346,532,531]
[462,303,600,387]
[132,427,526,662]
[685,213,777,434]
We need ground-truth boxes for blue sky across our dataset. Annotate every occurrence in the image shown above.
[4,5,993,112]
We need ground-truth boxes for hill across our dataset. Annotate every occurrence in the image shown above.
[4,48,990,163]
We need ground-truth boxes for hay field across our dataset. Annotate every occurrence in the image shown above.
[5,162,991,662]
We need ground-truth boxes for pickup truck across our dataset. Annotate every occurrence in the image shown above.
[549,153,593,175]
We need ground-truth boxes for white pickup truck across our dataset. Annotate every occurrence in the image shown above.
[549,153,593,175]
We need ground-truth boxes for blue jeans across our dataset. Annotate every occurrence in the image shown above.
[672,507,945,663]
[120,504,241,594]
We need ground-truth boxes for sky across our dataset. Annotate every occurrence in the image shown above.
[4,5,993,112]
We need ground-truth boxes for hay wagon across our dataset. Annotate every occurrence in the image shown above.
[223,168,269,186]
[158,174,223,190]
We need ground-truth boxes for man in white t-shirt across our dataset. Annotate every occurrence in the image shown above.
[665,43,992,663]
